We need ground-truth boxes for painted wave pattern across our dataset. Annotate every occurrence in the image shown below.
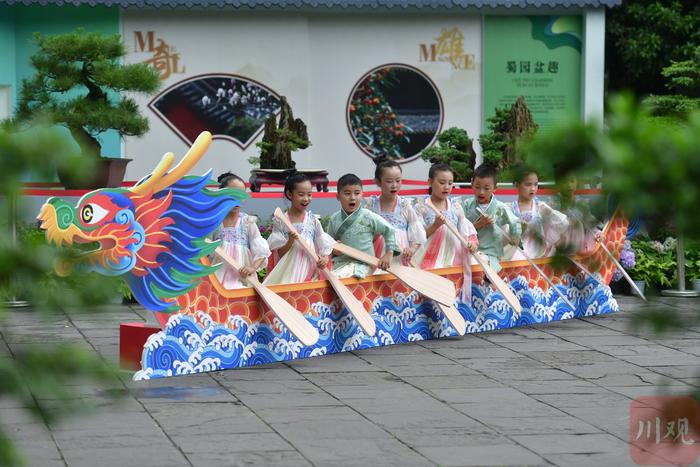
[134,273,617,380]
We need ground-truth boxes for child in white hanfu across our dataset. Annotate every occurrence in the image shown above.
[366,159,426,265]
[264,173,334,285]
[212,172,271,289]
[414,163,478,302]
[508,168,569,259]
[551,169,603,254]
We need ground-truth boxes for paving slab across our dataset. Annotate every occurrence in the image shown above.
[4,296,700,466]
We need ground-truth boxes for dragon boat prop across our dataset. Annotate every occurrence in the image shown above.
[37,132,627,380]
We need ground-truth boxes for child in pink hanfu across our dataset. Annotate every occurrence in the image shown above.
[509,168,569,259]
[264,173,334,285]
[365,159,426,265]
[414,163,478,302]
[212,172,271,289]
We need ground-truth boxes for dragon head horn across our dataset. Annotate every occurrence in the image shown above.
[130,131,213,196]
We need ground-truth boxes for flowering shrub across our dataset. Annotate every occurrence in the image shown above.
[620,246,636,270]
[612,240,635,282]
[685,240,700,282]
[258,219,274,240]
[627,238,677,288]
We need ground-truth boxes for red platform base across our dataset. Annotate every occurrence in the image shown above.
[120,322,161,370]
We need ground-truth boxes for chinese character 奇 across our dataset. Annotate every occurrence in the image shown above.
[143,39,184,80]
[507,61,516,73]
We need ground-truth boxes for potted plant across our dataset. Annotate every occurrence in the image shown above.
[479,96,539,181]
[420,127,476,183]
[628,239,677,293]
[16,29,161,189]
[685,240,700,291]
[248,97,326,192]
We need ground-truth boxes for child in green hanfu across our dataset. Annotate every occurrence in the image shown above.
[326,173,400,279]
[463,164,522,272]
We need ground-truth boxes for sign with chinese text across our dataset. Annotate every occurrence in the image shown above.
[419,27,476,70]
[629,396,700,465]
[133,31,186,81]
[483,16,581,133]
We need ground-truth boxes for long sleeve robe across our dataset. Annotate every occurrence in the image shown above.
[326,207,400,279]
[463,196,521,272]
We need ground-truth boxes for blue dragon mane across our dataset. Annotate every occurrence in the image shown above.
[126,170,244,312]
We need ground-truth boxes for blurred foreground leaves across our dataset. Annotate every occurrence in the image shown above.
[526,94,700,332]
[0,120,125,466]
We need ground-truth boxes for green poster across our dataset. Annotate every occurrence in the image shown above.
[483,16,582,133]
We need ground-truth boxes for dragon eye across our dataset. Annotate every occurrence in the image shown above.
[80,203,109,225]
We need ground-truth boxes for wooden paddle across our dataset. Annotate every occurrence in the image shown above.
[425,199,523,314]
[408,258,467,336]
[331,242,456,307]
[273,208,376,336]
[211,244,320,346]
[568,256,607,288]
[477,208,576,312]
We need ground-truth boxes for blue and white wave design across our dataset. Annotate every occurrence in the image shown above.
[134,273,617,380]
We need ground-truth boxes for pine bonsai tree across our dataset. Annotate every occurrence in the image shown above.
[255,96,310,169]
[420,127,476,182]
[479,96,538,173]
[16,29,161,160]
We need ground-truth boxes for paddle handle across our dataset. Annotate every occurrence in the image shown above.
[568,257,603,285]
[425,200,522,314]
[472,207,575,310]
[597,238,647,301]
[273,209,376,335]
[212,244,319,346]
[425,199,473,252]
[332,242,380,268]
[213,246,261,287]
[273,208,321,262]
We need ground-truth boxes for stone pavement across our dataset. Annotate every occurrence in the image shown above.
[3,295,700,467]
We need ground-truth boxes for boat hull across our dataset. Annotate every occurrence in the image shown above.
[134,214,627,380]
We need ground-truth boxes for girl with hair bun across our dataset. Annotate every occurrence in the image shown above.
[413,163,478,302]
[212,172,271,289]
[365,158,426,264]
[509,167,569,259]
[263,173,335,284]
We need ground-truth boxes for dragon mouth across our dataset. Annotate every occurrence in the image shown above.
[37,204,120,271]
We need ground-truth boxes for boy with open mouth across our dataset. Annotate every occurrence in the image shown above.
[326,173,400,278]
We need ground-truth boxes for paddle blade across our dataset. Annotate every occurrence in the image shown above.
[436,302,466,336]
[213,245,319,346]
[252,282,320,346]
[387,262,456,306]
[472,253,523,314]
[321,269,376,336]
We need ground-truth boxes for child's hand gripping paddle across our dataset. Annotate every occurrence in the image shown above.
[273,208,376,336]
[425,199,523,315]
[477,207,576,312]
[211,243,319,346]
[331,243,456,307]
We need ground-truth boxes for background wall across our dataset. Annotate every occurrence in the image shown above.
[122,11,483,182]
